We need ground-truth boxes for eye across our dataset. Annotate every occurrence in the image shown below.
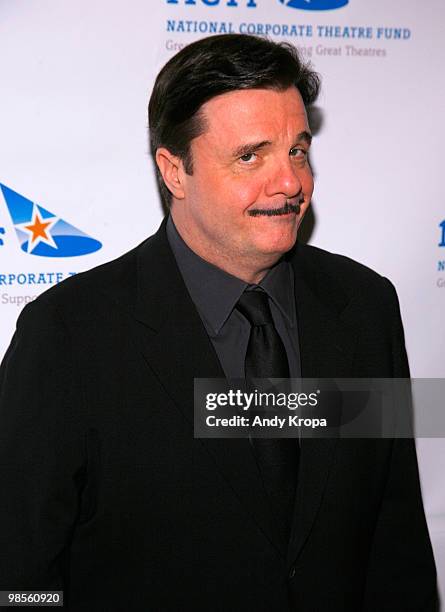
[290,147,307,159]
[239,152,257,163]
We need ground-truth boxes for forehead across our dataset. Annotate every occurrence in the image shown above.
[198,87,309,144]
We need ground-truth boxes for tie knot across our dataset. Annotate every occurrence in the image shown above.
[236,290,273,326]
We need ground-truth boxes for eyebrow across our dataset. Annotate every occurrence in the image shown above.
[233,140,272,159]
[296,130,313,146]
[232,131,312,159]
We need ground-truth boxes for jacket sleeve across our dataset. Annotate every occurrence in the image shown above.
[362,279,438,611]
[0,299,85,591]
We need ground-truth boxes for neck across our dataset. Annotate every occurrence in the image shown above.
[170,212,280,285]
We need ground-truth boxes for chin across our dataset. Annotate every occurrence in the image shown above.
[255,237,297,259]
[261,230,298,254]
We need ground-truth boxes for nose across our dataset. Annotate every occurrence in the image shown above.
[265,158,305,199]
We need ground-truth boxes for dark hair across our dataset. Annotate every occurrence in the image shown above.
[148,34,320,207]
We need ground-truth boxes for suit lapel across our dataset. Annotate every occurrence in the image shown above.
[131,219,286,556]
[287,244,357,564]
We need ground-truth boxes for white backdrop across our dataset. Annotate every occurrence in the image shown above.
[1,0,444,602]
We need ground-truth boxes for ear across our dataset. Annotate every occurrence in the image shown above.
[155,148,186,201]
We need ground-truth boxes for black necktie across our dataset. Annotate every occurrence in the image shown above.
[236,289,298,545]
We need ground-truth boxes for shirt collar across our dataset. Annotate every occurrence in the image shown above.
[166,214,296,334]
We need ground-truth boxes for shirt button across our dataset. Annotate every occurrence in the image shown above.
[289,566,296,579]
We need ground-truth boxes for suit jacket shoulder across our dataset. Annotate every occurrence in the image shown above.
[294,241,398,306]
[17,240,144,329]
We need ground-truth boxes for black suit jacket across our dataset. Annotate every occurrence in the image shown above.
[0,218,437,611]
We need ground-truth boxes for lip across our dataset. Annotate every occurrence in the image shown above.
[269,209,296,216]
[251,211,299,223]
[248,202,302,217]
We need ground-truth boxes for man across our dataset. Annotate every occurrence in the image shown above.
[0,34,437,610]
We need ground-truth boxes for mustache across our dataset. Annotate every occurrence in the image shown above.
[248,201,302,217]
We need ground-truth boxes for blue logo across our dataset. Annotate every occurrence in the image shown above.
[0,183,102,257]
[439,220,445,247]
[279,0,348,10]
[166,0,257,7]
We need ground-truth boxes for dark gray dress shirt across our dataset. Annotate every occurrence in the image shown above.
[166,215,301,380]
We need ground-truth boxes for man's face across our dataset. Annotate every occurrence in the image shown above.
[172,86,314,276]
